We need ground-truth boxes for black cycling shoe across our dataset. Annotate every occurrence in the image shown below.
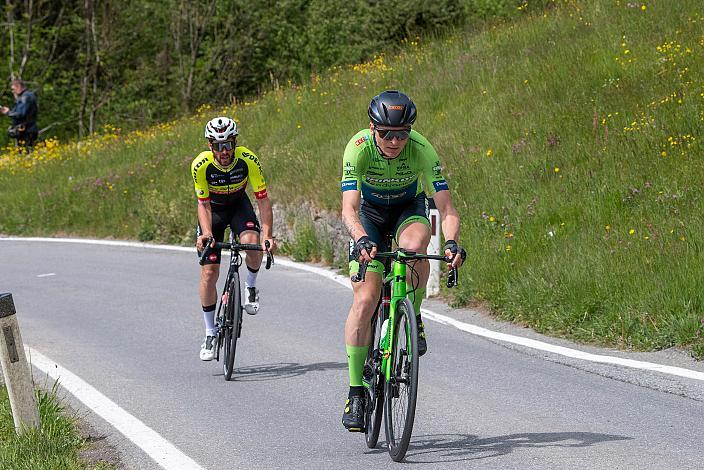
[342,395,365,432]
[417,317,428,356]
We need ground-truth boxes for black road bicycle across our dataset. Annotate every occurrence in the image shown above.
[200,237,273,381]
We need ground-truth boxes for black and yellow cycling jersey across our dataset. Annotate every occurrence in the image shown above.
[191,146,267,207]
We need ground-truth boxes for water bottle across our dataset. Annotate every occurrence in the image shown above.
[379,318,389,349]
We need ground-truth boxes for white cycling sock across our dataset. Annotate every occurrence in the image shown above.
[202,306,216,336]
[246,268,258,289]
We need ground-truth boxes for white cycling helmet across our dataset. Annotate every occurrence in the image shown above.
[204,117,238,141]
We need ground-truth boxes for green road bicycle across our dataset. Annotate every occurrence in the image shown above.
[200,237,273,381]
[353,246,458,462]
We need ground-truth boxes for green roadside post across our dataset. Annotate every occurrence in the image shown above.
[0,293,40,433]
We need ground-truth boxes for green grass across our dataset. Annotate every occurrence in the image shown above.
[0,383,110,469]
[2,0,704,355]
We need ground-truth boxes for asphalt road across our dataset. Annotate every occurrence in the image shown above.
[1,239,703,469]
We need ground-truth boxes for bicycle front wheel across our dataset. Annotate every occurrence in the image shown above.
[365,309,385,449]
[223,271,242,381]
[383,298,419,462]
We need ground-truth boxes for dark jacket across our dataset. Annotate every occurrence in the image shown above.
[7,89,38,134]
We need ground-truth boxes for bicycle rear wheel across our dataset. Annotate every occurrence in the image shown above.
[364,309,385,448]
[383,298,419,462]
[223,271,242,381]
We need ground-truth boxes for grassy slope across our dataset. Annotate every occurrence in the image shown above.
[1,0,703,353]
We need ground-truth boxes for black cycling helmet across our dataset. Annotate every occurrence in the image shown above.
[368,90,417,127]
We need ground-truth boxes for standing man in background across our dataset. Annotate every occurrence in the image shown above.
[1,79,38,151]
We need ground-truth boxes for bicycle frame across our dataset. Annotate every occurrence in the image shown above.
[360,248,456,382]
[221,249,243,308]
[379,251,413,382]
[214,249,244,361]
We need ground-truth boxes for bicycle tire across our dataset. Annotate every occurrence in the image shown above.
[365,309,385,448]
[383,298,419,462]
[223,271,242,381]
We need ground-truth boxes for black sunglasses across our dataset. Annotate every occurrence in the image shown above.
[375,127,411,141]
[211,140,235,152]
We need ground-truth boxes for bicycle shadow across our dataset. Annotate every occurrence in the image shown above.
[367,432,631,464]
[214,361,347,381]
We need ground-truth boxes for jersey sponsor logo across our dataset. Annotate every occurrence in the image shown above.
[343,162,356,177]
[370,191,408,200]
[388,105,403,110]
[192,156,209,181]
[254,189,267,199]
[242,151,264,174]
[341,180,358,191]
[355,136,368,146]
[433,180,449,191]
[366,175,416,184]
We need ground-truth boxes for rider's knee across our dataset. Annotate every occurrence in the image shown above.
[201,266,219,285]
[352,292,378,317]
[239,230,259,244]
[400,238,428,253]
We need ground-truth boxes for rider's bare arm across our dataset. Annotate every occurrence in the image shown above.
[342,190,377,263]
[342,190,367,242]
[255,196,277,252]
[433,190,464,268]
[196,200,214,251]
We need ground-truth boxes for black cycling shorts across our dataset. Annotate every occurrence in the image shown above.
[348,193,430,274]
[196,197,261,265]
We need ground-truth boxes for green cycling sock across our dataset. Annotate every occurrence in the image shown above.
[346,344,369,387]
[407,287,426,317]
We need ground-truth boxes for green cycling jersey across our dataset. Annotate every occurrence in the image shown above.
[340,129,449,206]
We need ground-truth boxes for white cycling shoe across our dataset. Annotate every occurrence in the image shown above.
[199,335,218,361]
[244,286,259,315]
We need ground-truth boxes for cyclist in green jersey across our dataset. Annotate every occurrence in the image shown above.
[340,90,466,431]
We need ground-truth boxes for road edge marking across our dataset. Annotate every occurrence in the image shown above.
[28,347,204,470]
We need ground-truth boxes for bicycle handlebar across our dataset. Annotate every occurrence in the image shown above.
[351,249,459,288]
[199,238,274,269]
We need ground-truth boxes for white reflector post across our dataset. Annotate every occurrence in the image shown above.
[0,293,40,433]
[427,199,441,297]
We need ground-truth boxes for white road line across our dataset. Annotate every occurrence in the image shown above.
[421,311,704,382]
[5,236,704,383]
[36,273,56,277]
[28,347,204,470]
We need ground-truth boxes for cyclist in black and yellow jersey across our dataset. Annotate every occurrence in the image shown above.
[340,91,466,431]
[192,117,276,361]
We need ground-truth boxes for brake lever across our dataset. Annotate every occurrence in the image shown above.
[264,239,274,269]
[198,236,215,266]
[351,261,368,283]
[446,266,458,288]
